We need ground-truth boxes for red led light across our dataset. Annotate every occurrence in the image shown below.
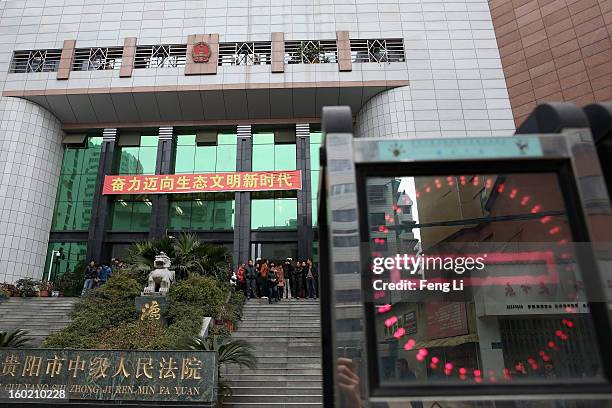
[520,196,530,206]
[549,226,560,235]
[404,339,416,350]
[393,327,405,339]
[497,183,505,193]
[384,316,398,327]
[377,304,392,314]
[510,188,518,199]
[530,204,541,213]
[431,357,439,364]
[458,367,467,375]
[540,216,552,224]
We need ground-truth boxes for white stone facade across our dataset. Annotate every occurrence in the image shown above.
[0,0,513,283]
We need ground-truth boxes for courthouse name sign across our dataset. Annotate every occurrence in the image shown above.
[0,349,217,403]
[103,170,302,195]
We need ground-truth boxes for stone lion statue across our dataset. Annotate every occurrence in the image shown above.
[143,252,175,295]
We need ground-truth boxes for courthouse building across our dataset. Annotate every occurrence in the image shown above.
[0,0,571,284]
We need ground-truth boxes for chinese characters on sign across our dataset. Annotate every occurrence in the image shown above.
[102,171,302,195]
[0,349,217,403]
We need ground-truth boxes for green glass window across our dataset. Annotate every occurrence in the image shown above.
[117,134,159,175]
[251,191,297,230]
[110,197,152,232]
[52,137,102,231]
[168,193,235,231]
[310,132,322,226]
[252,132,296,171]
[174,133,237,174]
[43,242,87,283]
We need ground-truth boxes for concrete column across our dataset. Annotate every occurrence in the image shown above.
[336,31,352,72]
[57,39,76,80]
[119,37,137,78]
[271,32,285,73]
[86,128,118,264]
[233,125,252,267]
[0,98,64,283]
[149,127,174,239]
[296,123,313,261]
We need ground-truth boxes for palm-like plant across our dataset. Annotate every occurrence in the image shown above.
[0,329,32,348]
[124,233,231,281]
[186,336,257,400]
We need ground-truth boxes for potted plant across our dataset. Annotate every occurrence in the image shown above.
[39,281,53,297]
[15,278,40,297]
[0,283,19,297]
[0,288,9,301]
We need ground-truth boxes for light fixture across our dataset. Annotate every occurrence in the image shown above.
[175,206,183,215]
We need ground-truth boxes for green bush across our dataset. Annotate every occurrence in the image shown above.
[43,271,141,348]
[94,320,167,350]
[56,268,85,297]
[15,278,40,297]
[42,256,242,351]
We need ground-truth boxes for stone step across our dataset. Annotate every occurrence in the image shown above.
[232,334,321,340]
[226,298,322,407]
[230,387,322,396]
[233,327,321,332]
[227,395,322,404]
[249,356,321,364]
[224,368,322,375]
[223,373,322,381]
[224,404,322,408]
[228,380,322,388]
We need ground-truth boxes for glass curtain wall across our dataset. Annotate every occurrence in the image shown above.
[310,132,322,227]
[251,132,298,230]
[169,133,237,231]
[46,136,102,281]
[110,134,158,231]
[51,136,103,231]
[43,242,87,283]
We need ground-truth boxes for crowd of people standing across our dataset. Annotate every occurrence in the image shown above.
[81,258,126,296]
[233,258,318,304]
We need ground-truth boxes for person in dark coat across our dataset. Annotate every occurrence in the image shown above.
[294,261,304,299]
[267,263,278,304]
[283,259,295,298]
[307,259,318,298]
[81,260,97,296]
[244,260,257,299]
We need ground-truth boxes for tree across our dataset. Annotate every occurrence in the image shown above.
[124,233,231,281]
[185,336,257,401]
[0,329,32,348]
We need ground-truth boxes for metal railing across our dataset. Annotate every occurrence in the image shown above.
[284,40,338,64]
[350,38,405,63]
[72,47,123,71]
[134,44,187,69]
[9,49,62,73]
[218,42,272,66]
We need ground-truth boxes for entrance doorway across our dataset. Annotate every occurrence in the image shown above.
[251,242,297,261]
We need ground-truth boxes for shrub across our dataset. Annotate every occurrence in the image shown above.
[43,271,141,348]
[0,283,19,297]
[56,269,84,297]
[15,278,40,297]
[94,320,167,350]
[167,275,226,319]
[0,329,32,348]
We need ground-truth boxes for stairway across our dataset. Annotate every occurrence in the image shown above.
[223,298,323,408]
[0,297,78,345]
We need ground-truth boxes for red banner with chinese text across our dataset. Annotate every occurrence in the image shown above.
[102,171,302,195]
